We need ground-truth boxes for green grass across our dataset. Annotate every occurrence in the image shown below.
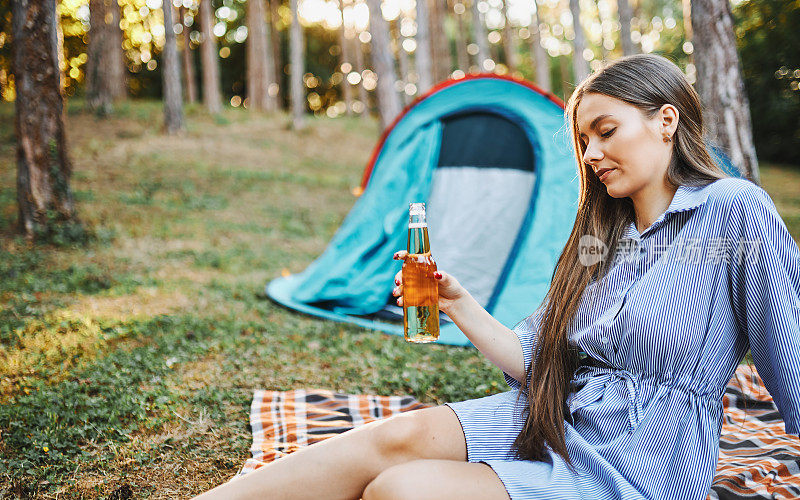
[1,99,798,498]
[0,100,510,498]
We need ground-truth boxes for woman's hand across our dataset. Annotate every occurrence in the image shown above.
[391,250,467,315]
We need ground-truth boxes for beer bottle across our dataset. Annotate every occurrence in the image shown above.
[403,203,440,342]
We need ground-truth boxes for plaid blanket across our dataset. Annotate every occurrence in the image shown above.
[240,364,800,499]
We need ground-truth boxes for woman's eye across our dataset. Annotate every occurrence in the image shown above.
[601,128,616,138]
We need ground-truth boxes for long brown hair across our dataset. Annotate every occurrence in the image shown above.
[512,54,729,465]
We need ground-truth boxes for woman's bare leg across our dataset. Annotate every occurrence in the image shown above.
[363,459,510,500]
[193,405,467,500]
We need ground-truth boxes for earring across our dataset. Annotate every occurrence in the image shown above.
[663,135,672,143]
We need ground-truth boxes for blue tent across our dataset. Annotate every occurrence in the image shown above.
[267,74,580,346]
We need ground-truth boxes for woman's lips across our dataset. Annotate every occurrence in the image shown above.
[597,168,615,182]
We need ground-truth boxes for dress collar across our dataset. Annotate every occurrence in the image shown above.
[624,182,715,239]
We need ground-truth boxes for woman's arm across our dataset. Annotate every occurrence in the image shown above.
[392,251,526,385]
[444,288,527,385]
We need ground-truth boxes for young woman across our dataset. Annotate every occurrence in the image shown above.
[196,54,800,500]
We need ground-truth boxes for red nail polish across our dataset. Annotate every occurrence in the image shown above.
[395,279,400,285]
[434,272,442,279]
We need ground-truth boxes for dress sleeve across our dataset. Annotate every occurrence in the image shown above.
[727,184,800,435]
[504,306,545,390]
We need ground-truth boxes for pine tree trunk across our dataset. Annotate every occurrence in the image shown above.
[289,0,305,129]
[180,6,198,103]
[617,0,636,56]
[162,0,185,133]
[691,0,759,181]
[13,0,78,239]
[366,0,402,129]
[86,0,113,115]
[415,0,434,92]
[269,0,284,108]
[500,0,516,72]
[530,2,551,92]
[392,19,410,105]
[199,0,222,113]
[568,0,588,84]
[470,0,489,71]
[337,5,353,115]
[109,0,126,99]
[247,0,276,111]
[429,0,450,81]
[353,34,371,117]
[449,0,469,72]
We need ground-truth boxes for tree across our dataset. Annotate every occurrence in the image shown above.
[269,0,284,108]
[108,1,126,99]
[13,0,78,239]
[161,0,185,133]
[692,0,759,181]
[429,0,450,81]
[470,0,489,71]
[180,6,198,103]
[247,0,278,112]
[86,0,114,115]
[500,0,516,72]
[568,0,588,83]
[617,0,637,56]
[449,0,469,72]
[198,0,222,113]
[530,1,551,92]
[366,0,402,129]
[289,0,305,129]
[337,0,353,115]
[352,30,371,117]
[415,0,433,92]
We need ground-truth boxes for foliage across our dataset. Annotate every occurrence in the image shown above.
[735,0,800,166]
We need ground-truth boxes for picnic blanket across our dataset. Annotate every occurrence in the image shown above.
[239,364,800,499]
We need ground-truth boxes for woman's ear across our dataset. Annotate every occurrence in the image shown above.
[659,104,679,138]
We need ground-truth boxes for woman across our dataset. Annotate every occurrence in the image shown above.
[196,54,800,499]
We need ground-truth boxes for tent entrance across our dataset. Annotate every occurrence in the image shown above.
[380,110,537,320]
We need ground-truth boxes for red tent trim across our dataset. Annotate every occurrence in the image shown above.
[358,73,566,191]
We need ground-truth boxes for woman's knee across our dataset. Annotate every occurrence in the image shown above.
[368,405,466,464]
[362,461,423,500]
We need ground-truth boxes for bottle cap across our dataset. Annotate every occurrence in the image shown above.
[409,202,426,215]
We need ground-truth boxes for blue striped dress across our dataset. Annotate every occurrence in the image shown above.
[446,178,800,499]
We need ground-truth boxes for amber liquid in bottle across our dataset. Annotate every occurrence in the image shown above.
[403,203,439,343]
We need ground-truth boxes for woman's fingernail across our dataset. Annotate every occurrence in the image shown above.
[434,272,442,279]
[395,279,400,285]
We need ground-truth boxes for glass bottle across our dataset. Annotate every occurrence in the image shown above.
[403,202,440,342]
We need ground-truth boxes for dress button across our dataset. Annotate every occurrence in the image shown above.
[601,336,609,344]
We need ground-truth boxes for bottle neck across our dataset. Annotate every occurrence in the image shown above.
[408,224,430,254]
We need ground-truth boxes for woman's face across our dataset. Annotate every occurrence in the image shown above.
[575,92,678,199]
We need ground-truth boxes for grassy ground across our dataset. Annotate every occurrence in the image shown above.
[1,100,799,498]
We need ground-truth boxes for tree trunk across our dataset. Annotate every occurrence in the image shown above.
[353,34,371,117]
[429,0,450,81]
[337,0,353,115]
[500,0,516,72]
[568,0,588,84]
[415,0,434,92]
[109,0,126,99]
[530,1,551,92]
[559,53,570,98]
[247,0,277,111]
[366,0,402,129]
[392,19,410,104]
[86,0,113,115]
[269,0,284,108]
[617,0,637,56]
[289,0,305,129]
[162,0,185,133]
[449,0,469,72]
[470,0,490,71]
[691,0,759,181]
[180,6,198,103]
[13,0,78,239]
[199,0,222,113]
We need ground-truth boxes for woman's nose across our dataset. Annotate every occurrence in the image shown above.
[582,142,604,165]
